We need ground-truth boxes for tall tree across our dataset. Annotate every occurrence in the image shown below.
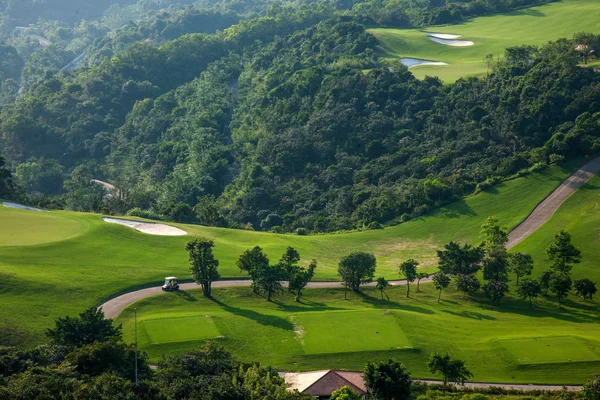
[288,260,317,302]
[376,277,391,301]
[454,274,480,298]
[433,273,451,303]
[279,247,300,272]
[46,308,121,348]
[364,359,412,400]
[539,270,551,295]
[517,278,541,307]
[256,264,287,301]
[415,272,429,292]
[237,246,269,293]
[186,238,220,298]
[547,229,581,274]
[481,218,509,302]
[428,353,473,387]
[338,251,376,297]
[399,259,418,298]
[437,242,483,276]
[507,252,534,284]
[549,272,572,308]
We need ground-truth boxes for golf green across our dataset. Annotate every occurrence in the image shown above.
[142,315,220,344]
[296,310,411,354]
[500,336,599,364]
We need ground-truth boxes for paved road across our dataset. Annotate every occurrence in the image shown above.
[506,156,600,249]
[100,157,600,319]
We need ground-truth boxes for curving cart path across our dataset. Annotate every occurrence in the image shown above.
[101,156,600,319]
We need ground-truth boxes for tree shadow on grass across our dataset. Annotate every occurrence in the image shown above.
[174,290,197,302]
[357,292,435,315]
[270,299,347,313]
[440,309,496,320]
[210,298,295,331]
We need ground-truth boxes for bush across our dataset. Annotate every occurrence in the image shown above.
[126,207,161,221]
[271,226,284,234]
[367,221,383,230]
[295,227,308,236]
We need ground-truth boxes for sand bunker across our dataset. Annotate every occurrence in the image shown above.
[425,32,462,40]
[2,202,45,212]
[428,37,474,47]
[400,58,448,68]
[103,217,187,236]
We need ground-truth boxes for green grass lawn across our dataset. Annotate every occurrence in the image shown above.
[0,163,581,348]
[116,284,600,384]
[368,0,600,82]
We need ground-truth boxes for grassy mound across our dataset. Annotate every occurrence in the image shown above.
[369,0,600,82]
[116,285,600,384]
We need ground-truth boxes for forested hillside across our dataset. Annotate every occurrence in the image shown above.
[1,0,599,233]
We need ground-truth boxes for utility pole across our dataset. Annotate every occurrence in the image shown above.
[134,308,138,385]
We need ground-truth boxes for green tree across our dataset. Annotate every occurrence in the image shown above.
[574,279,597,300]
[288,260,317,302]
[582,373,600,400]
[437,242,483,276]
[433,273,451,303]
[194,195,220,226]
[330,386,362,400]
[507,252,534,284]
[0,156,14,197]
[539,270,551,295]
[364,359,412,400]
[549,272,572,308]
[517,278,542,307]
[428,353,473,387]
[256,264,287,301]
[237,246,270,293]
[547,229,581,274]
[338,251,377,298]
[399,259,418,298]
[482,281,509,303]
[454,274,480,298]
[416,272,429,292]
[46,308,121,348]
[376,277,391,301]
[280,246,301,272]
[186,238,220,298]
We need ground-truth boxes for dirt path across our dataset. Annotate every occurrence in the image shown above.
[506,156,600,249]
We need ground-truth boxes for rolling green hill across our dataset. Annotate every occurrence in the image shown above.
[369,0,600,81]
[0,164,577,347]
[114,172,600,383]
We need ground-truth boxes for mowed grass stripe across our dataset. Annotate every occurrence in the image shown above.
[500,336,599,364]
[142,315,220,344]
[296,310,411,354]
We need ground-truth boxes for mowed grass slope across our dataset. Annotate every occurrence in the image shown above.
[0,162,581,347]
[117,284,600,384]
[369,0,600,81]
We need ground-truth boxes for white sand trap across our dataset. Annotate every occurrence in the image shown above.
[425,32,462,40]
[400,58,448,68]
[428,37,474,47]
[2,202,46,212]
[103,217,187,236]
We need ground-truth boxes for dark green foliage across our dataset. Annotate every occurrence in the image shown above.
[288,259,317,302]
[46,308,122,348]
[428,353,474,386]
[574,278,597,300]
[330,386,363,400]
[432,273,451,303]
[236,246,270,293]
[364,359,412,400]
[338,251,377,294]
[517,278,542,307]
[186,238,220,298]
[539,270,552,296]
[399,259,418,297]
[437,243,484,276]
[508,253,534,285]
[582,373,600,400]
[549,272,572,307]
[454,274,481,298]
[546,229,581,273]
[482,281,509,303]
[256,264,288,301]
[416,272,429,292]
[376,277,391,301]
[0,156,14,197]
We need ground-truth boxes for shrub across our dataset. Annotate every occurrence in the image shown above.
[295,227,308,236]
[126,207,161,220]
[367,221,383,230]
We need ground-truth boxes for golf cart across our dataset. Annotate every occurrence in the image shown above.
[162,277,179,292]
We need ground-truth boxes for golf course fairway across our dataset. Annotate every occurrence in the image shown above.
[369,0,600,82]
